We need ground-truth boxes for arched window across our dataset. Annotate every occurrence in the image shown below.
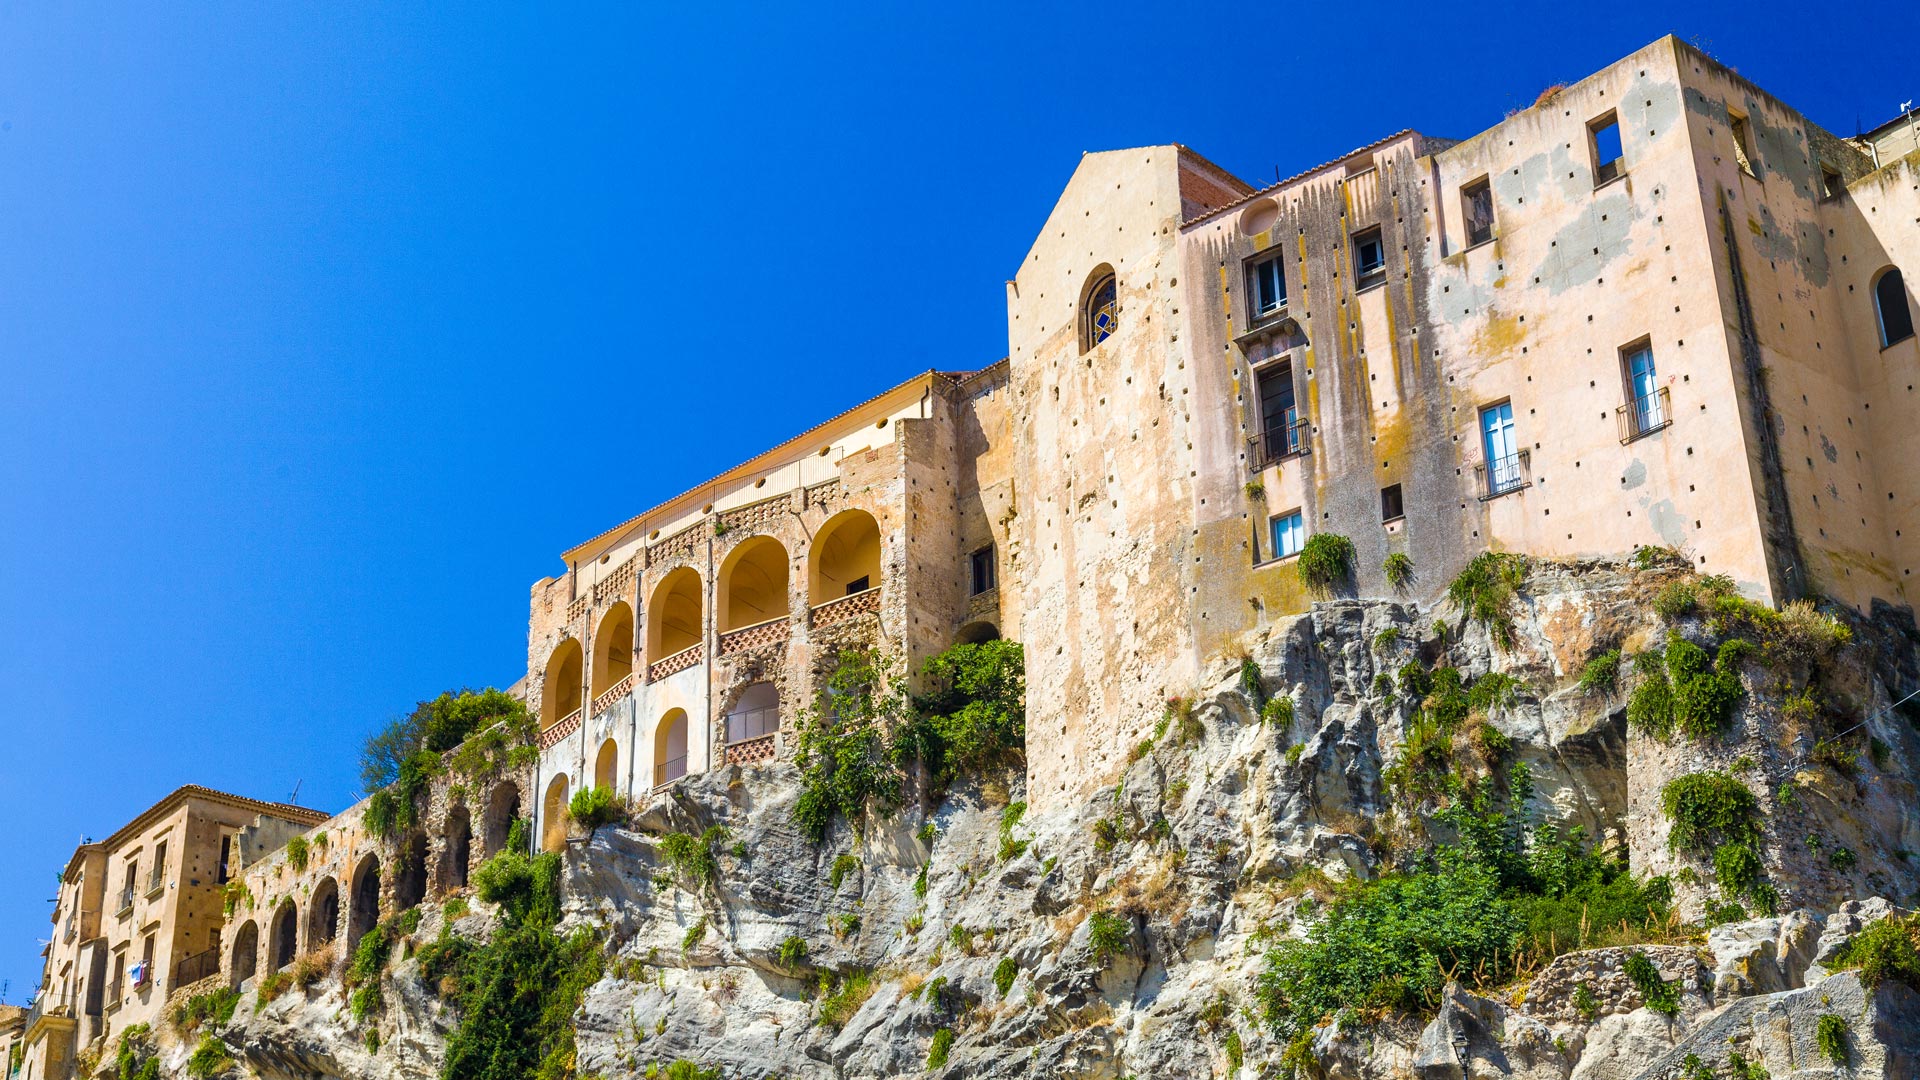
[590,603,634,700]
[1876,267,1914,347]
[439,807,471,894]
[230,921,259,986]
[718,536,791,632]
[483,781,522,856]
[394,831,428,911]
[654,709,689,786]
[594,738,619,791]
[808,509,881,606]
[308,878,339,946]
[1081,267,1118,352]
[541,774,570,853]
[540,639,584,730]
[347,854,381,951]
[647,567,704,661]
[726,682,780,743]
[269,901,299,971]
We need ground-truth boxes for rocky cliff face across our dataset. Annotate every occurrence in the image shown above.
[150,557,1920,1079]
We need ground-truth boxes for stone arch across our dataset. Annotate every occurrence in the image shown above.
[956,621,1001,645]
[347,854,381,951]
[541,638,584,730]
[653,708,689,787]
[724,681,780,743]
[718,535,790,632]
[1874,265,1914,347]
[394,831,429,912]
[809,509,881,605]
[1079,263,1118,352]
[308,877,340,947]
[439,806,472,894]
[590,602,635,699]
[231,921,259,986]
[269,900,299,971]
[483,781,522,856]
[542,773,571,853]
[594,738,619,791]
[648,567,704,660]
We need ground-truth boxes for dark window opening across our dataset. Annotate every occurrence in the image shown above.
[845,576,870,595]
[969,546,996,595]
[1462,179,1494,246]
[1820,165,1845,201]
[1248,254,1287,317]
[1879,268,1915,347]
[1255,362,1303,462]
[1352,228,1386,287]
[1590,114,1624,184]
[217,835,233,885]
[1381,484,1404,522]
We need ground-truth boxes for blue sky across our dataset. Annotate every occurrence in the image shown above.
[1,2,1914,998]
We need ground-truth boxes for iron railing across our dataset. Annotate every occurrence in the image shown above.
[1475,449,1531,500]
[1616,386,1670,443]
[653,755,688,788]
[725,704,780,744]
[172,946,221,989]
[1247,417,1310,471]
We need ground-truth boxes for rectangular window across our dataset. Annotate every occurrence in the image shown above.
[969,546,996,595]
[1461,178,1494,247]
[217,835,233,885]
[120,862,137,912]
[1247,253,1287,317]
[1381,484,1404,522]
[148,841,167,891]
[1590,113,1624,185]
[844,576,870,595]
[1256,362,1301,460]
[1820,164,1845,201]
[1351,227,1386,288]
[1480,402,1522,496]
[1729,112,1757,176]
[1270,511,1305,560]
[1620,340,1667,439]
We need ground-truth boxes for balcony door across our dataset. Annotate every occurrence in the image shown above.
[1481,402,1518,492]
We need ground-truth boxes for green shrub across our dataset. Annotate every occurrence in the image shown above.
[680,917,707,952]
[1660,772,1760,856]
[794,648,907,842]
[657,826,729,889]
[1088,909,1131,966]
[1726,1050,1770,1080]
[175,987,240,1032]
[999,801,1029,861]
[285,836,309,873]
[1257,865,1520,1040]
[1829,914,1920,990]
[1296,533,1357,595]
[1384,552,1415,589]
[1577,650,1621,695]
[1447,552,1528,649]
[1239,656,1267,709]
[927,1027,955,1069]
[1817,1013,1849,1065]
[993,956,1018,997]
[1627,662,1676,740]
[1261,696,1295,727]
[361,688,530,791]
[567,785,622,833]
[1374,626,1401,651]
[1714,841,1763,899]
[776,935,809,969]
[1653,581,1699,620]
[1830,846,1857,871]
[899,639,1027,786]
[1373,672,1396,697]
[816,968,874,1030]
[184,1034,233,1079]
[1468,672,1520,715]
[1285,743,1305,767]
[473,848,565,926]
[829,853,860,889]
[1223,1028,1244,1071]
[1623,950,1678,1014]
[1572,981,1598,1020]
[656,1062,721,1080]
[1396,661,1431,699]
[114,1023,161,1080]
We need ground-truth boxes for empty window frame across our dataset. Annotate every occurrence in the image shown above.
[1247,252,1288,318]
[969,545,996,595]
[1820,164,1845,201]
[1351,227,1386,288]
[1589,113,1624,185]
[1461,178,1495,247]
[1380,484,1404,522]
[1877,267,1915,347]
[1270,510,1306,560]
[1728,110,1758,176]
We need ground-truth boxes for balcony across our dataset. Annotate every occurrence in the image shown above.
[718,617,789,657]
[1474,450,1531,500]
[590,672,635,716]
[1616,386,1671,444]
[653,755,688,789]
[172,945,221,990]
[536,707,583,751]
[1247,417,1311,471]
[811,586,882,630]
[116,887,135,917]
[647,642,703,682]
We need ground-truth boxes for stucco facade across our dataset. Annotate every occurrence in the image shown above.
[17,789,325,1080]
[528,36,1918,814]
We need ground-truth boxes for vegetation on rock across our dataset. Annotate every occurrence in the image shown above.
[1296,533,1356,595]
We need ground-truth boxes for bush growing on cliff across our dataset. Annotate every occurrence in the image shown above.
[902,639,1027,783]
[1296,533,1356,595]
[567,785,622,833]
[1576,650,1621,696]
[361,688,529,792]
[792,648,906,842]
[1660,771,1761,855]
[1384,552,1415,590]
[184,1034,234,1079]
[114,1024,160,1080]
[1447,552,1529,650]
[1626,637,1748,742]
[1830,914,1920,991]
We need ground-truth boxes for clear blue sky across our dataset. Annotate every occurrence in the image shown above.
[2,2,1914,999]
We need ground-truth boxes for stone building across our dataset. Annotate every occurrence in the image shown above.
[15,787,325,1080]
[523,35,1920,817]
[213,754,530,995]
